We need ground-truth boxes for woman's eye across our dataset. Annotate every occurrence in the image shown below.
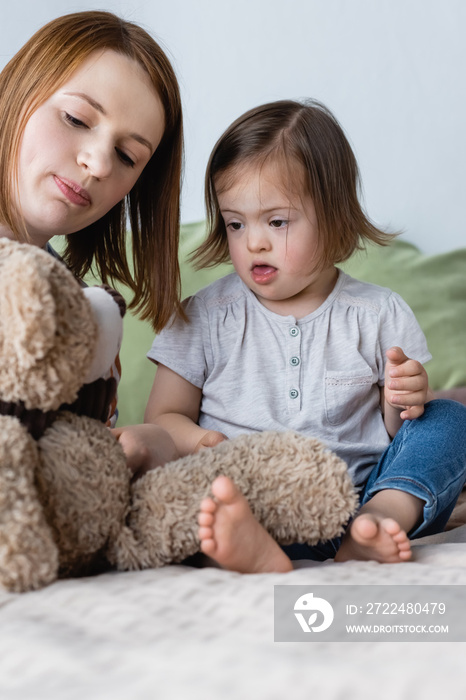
[64,112,87,128]
[270,219,288,228]
[116,149,135,168]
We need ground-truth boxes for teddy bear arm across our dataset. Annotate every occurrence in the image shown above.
[36,413,133,577]
[0,416,59,592]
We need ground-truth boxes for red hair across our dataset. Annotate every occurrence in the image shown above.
[0,11,184,331]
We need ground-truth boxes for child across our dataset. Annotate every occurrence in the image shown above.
[145,99,466,570]
[0,10,181,468]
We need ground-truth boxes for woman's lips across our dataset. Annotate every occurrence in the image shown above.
[54,176,91,207]
[251,264,278,284]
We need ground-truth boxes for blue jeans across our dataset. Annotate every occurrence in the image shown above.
[283,400,466,562]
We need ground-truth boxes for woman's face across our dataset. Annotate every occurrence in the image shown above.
[15,49,165,246]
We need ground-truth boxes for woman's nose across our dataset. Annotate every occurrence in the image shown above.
[77,143,113,180]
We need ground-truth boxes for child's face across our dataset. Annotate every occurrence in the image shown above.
[15,49,165,245]
[217,160,336,316]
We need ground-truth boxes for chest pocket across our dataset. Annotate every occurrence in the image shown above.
[324,367,374,426]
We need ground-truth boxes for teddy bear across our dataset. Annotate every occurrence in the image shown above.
[0,238,357,593]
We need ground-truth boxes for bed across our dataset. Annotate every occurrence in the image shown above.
[1,526,466,699]
[1,227,465,699]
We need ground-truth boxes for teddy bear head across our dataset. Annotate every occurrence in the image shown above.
[0,238,122,413]
[0,238,97,411]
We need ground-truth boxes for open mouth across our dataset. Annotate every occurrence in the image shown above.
[251,264,278,283]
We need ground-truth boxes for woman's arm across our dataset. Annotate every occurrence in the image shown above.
[112,423,179,479]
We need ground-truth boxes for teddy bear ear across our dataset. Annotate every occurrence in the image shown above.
[81,286,124,383]
[0,250,58,367]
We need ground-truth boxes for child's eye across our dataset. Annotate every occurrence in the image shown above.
[270,219,288,228]
[64,112,87,128]
[227,221,243,231]
[116,148,135,168]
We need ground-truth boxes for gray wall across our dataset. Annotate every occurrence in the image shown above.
[2,0,465,254]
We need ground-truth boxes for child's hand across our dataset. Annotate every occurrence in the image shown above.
[194,430,228,452]
[384,346,429,420]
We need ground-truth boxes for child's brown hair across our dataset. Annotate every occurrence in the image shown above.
[192,99,392,271]
[0,10,183,331]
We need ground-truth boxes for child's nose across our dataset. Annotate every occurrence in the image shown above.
[247,226,271,252]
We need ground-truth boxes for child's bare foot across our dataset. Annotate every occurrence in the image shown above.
[335,513,412,563]
[198,476,293,573]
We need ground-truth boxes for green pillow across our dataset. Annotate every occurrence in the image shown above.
[119,232,466,423]
[117,221,233,425]
[51,223,229,425]
[178,220,234,298]
[340,239,466,392]
[54,227,466,425]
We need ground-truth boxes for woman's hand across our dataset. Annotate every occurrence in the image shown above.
[194,430,228,453]
[111,423,179,479]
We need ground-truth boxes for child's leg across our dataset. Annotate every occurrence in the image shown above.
[335,489,422,562]
[198,400,466,569]
[336,399,466,563]
[198,476,293,573]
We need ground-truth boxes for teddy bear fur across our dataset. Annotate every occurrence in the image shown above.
[113,430,358,569]
[0,239,96,410]
[0,239,130,591]
[0,238,357,593]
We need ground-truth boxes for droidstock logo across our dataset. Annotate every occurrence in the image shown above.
[294,592,335,633]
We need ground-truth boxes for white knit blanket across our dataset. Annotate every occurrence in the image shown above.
[1,527,465,700]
